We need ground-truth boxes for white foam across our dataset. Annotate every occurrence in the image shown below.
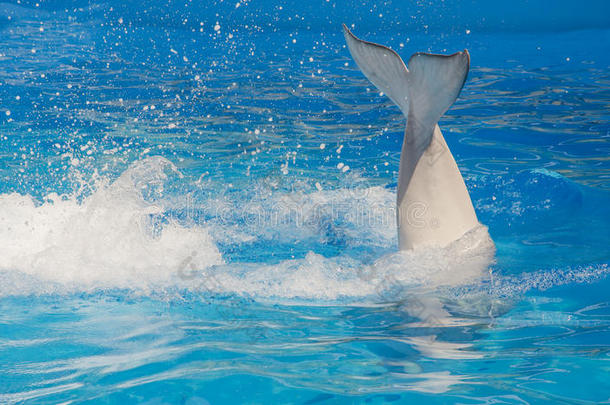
[1,156,601,303]
[0,157,222,295]
[184,225,495,301]
[487,263,610,298]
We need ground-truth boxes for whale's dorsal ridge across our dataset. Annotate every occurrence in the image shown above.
[343,24,481,250]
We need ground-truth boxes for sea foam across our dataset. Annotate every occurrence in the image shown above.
[0,157,222,295]
[2,156,599,302]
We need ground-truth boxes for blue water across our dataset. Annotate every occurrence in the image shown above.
[1,1,610,403]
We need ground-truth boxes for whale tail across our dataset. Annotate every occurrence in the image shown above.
[343,24,481,250]
[342,24,469,159]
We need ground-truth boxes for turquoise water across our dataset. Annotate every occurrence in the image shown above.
[1,1,610,403]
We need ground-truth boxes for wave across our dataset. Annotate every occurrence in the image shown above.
[0,157,222,295]
[0,157,605,303]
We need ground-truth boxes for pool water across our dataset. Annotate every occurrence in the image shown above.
[1,1,609,403]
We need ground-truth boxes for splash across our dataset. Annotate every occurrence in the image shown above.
[0,157,603,303]
[183,225,495,301]
[0,157,222,295]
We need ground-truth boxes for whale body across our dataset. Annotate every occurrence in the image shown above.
[343,25,485,250]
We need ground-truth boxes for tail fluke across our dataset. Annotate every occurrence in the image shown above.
[343,24,469,157]
[342,24,410,114]
[406,51,469,154]
[343,25,482,250]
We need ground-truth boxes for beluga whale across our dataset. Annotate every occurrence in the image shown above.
[343,24,488,251]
